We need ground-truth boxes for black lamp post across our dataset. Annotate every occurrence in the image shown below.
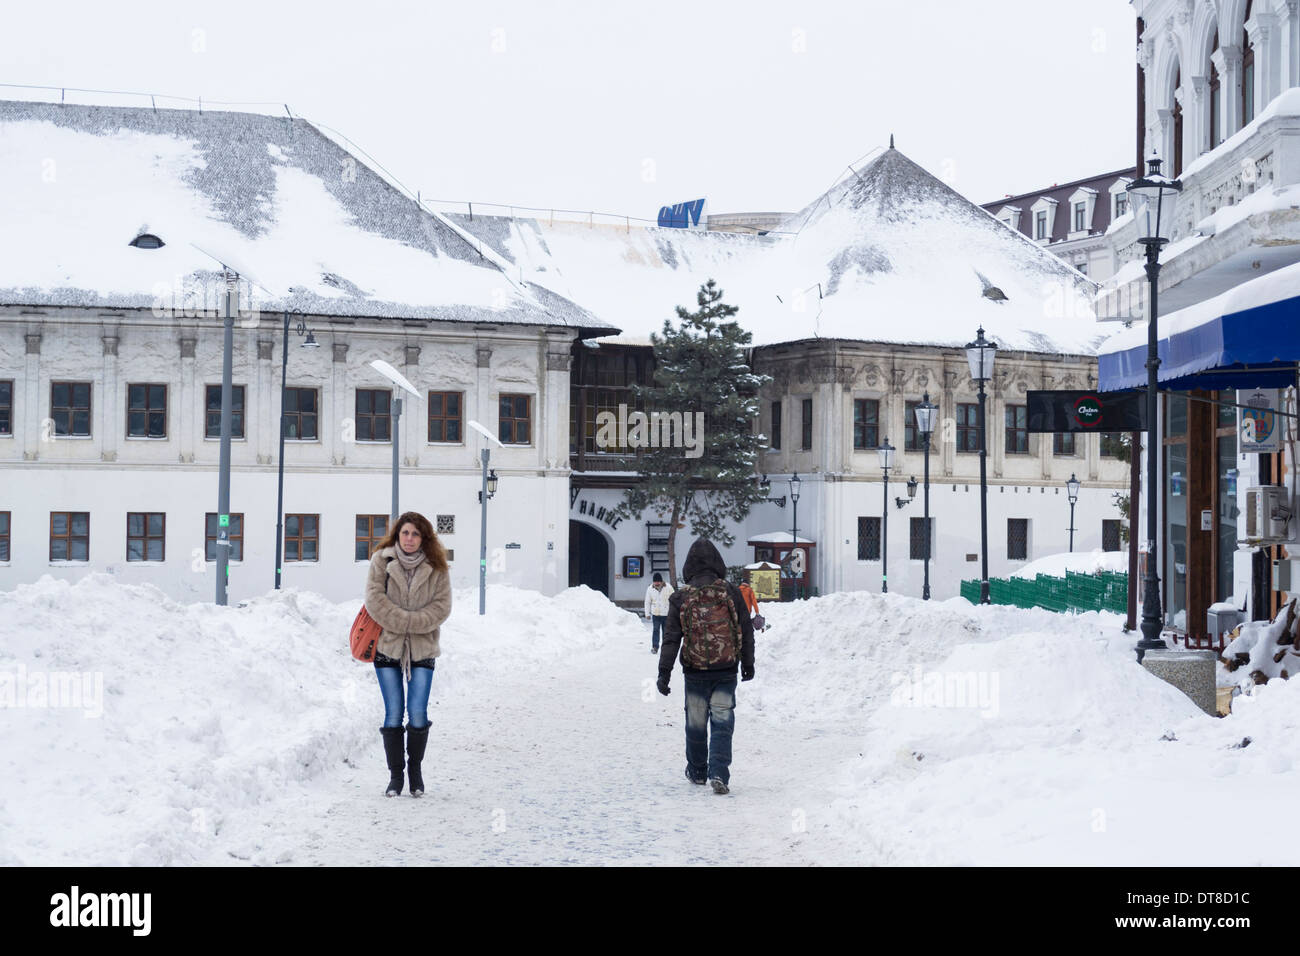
[878,438,895,592]
[1066,472,1081,553]
[274,312,319,590]
[789,471,802,599]
[915,393,938,600]
[478,469,499,503]
[757,473,787,508]
[1128,151,1182,662]
[965,326,997,604]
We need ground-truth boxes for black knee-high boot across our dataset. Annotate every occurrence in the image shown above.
[406,725,430,797]
[381,726,405,797]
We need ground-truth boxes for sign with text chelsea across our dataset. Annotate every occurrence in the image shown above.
[1026,390,1147,432]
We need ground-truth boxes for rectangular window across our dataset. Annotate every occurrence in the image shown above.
[285,514,319,562]
[126,512,165,561]
[1102,519,1122,553]
[1005,405,1029,454]
[770,401,781,450]
[50,511,89,561]
[205,385,245,439]
[0,380,11,435]
[1007,518,1029,561]
[858,516,881,561]
[499,394,532,445]
[1073,203,1086,232]
[127,383,168,438]
[852,399,879,450]
[1076,260,1088,276]
[1053,432,1076,456]
[956,402,980,452]
[356,514,388,561]
[1035,211,1047,239]
[51,382,92,437]
[1115,193,1128,218]
[427,391,463,443]
[205,513,244,562]
[283,388,319,440]
[356,389,392,442]
[909,517,933,561]
[1100,433,1124,458]
[801,398,812,450]
[0,511,9,561]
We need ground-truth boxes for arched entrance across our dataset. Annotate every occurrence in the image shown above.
[569,520,610,596]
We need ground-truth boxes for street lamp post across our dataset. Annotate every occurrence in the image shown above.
[789,472,801,599]
[965,326,998,605]
[915,394,938,600]
[1066,472,1081,553]
[368,360,422,523]
[274,313,319,590]
[468,419,505,615]
[878,438,895,592]
[1128,151,1183,662]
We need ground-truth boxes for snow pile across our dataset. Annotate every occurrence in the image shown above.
[743,592,1130,724]
[1009,549,1129,580]
[1220,598,1300,690]
[0,575,637,865]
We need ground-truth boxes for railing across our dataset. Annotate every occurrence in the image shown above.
[960,570,1128,614]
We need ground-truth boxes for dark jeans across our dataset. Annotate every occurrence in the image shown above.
[651,615,666,650]
[683,673,737,785]
[375,661,435,729]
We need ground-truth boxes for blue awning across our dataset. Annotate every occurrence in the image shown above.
[1099,293,1300,391]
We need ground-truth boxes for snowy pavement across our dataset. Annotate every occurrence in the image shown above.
[198,634,871,867]
[6,575,1300,866]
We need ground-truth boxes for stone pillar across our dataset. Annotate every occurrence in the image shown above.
[24,332,40,461]
[179,336,196,464]
[1215,45,1243,136]
[1189,75,1209,154]
[1248,10,1281,112]
[331,341,348,466]
[100,333,118,463]
[1278,0,1300,91]
[256,338,274,465]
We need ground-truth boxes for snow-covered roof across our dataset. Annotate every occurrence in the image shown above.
[747,533,815,544]
[0,100,614,332]
[449,147,1103,354]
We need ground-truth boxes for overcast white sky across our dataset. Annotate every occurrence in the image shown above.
[5,0,1138,219]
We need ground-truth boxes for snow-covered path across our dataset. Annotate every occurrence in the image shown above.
[200,630,872,866]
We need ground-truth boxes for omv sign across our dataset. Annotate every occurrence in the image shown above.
[658,198,707,229]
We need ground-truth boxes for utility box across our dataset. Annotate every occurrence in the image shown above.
[1245,486,1291,543]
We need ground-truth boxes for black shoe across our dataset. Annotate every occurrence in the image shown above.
[685,767,706,785]
[381,726,405,797]
[406,724,430,797]
[709,777,729,795]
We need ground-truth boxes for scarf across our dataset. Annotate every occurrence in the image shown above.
[393,546,427,681]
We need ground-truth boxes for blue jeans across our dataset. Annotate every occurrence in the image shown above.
[375,662,435,729]
[651,615,665,650]
[683,673,737,785]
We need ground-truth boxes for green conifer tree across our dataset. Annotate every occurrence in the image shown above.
[612,279,771,586]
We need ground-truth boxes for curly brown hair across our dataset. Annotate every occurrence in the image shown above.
[373,511,448,572]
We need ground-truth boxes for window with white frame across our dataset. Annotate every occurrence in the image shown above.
[1029,195,1058,243]
[1066,186,1097,238]
[1109,178,1132,220]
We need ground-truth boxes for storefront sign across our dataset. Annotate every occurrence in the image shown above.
[1026,390,1146,432]
[1238,388,1281,454]
[569,497,624,529]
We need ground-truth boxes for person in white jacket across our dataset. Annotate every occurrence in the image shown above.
[644,572,674,653]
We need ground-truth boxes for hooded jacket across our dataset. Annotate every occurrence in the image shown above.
[658,538,755,683]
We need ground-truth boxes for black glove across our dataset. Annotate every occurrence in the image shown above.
[656,677,671,696]
[741,664,755,682]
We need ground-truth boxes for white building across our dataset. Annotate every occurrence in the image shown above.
[1094,0,1300,639]
[0,98,1129,608]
